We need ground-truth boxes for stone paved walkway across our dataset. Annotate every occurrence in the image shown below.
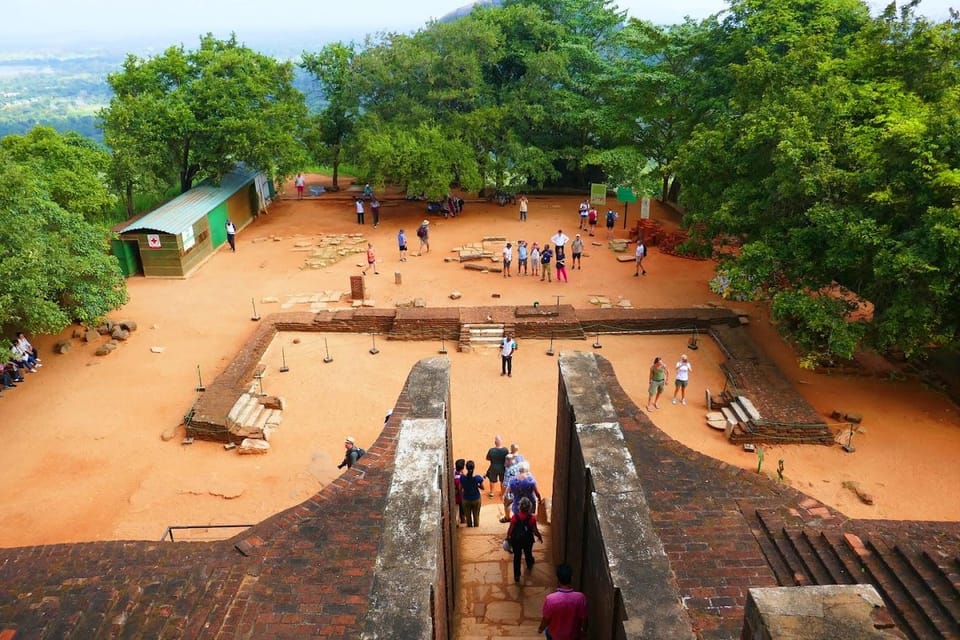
[454,499,553,639]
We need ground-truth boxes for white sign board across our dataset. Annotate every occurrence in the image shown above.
[147,234,161,249]
[182,226,196,251]
[641,197,651,219]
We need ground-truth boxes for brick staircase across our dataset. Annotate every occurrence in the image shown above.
[748,509,960,639]
[715,389,836,445]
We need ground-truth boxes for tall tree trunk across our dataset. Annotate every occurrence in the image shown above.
[179,140,193,193]
[667,176,681,203]
[332,144,341,189]
[125,181,134,218]
[661,174,670,203]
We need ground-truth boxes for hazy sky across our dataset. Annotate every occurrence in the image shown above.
[2,0,956,49]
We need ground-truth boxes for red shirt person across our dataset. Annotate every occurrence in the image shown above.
[538,563,587,639]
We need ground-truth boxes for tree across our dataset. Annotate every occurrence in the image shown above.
[300,43,361,190]
[0,162,127,335]
[0,126,115,224]
[100,34,309,195]
[674,0,960,362]
[600,18,713,202]
[333,0,626,195]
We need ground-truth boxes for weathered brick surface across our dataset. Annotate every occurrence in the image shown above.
[0,360,424,640]
[5,311,952,640]
[594,355,960,640]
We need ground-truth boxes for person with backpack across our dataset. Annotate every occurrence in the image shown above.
[461,460,485,527]
[505,496,542,583]
[634,239,647,276]
[416,220,430,255]
[337,436,365,470]
[539,243,553,282]
[606,208,619,239]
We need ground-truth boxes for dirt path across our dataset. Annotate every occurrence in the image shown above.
[2,178,958,548]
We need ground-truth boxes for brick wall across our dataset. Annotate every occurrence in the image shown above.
[2,331,958,639]
[552,352,696,639]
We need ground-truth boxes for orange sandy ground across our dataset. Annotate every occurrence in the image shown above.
[1,178,958,548]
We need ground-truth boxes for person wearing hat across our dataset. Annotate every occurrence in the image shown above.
[337,436,364,469]
[571,234,583,269]
[416,219,430,255]
[673,354,693,405]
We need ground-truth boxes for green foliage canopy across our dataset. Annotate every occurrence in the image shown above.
[0,161,127,335]
[0,126,115,224]
[673,0,960,361]
[100,34,309,196]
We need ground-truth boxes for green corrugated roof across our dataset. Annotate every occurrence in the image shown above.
[119,167,259,235]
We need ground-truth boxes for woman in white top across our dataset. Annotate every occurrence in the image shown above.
[672,354,692,405]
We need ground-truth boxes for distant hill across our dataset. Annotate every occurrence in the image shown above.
[0,6,489,144]
[439,0,500,22]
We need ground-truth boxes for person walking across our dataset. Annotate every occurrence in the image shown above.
[672,354,693,405]
[538,564,588,639]
[486,435,510,498]
[502,243,513,278]
[519,194,529,221]
[606,208,618,239]
[499,333,517,378]
[506,497,543,583]
[540,244,553,282]
[454,458,467,525]
[634,238,647,276]
[570,234,583,269]
[355,198,365,224]
[362,242,379,275]
[225,220,237,252]
[647,356,668,411]
[371,196,381,228]
[397,229,408,262]
[510,462,542,516]
[416,220,430,255]
[461,460,485,527]
[294,173,305,200]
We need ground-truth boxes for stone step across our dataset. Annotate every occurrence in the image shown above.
[744,507,796,587]
[822,530,872,586]
[265,408,282,426]
[755,511,811,586]
[805,530,857,585]
[850,536,937,639]
[737,396,762,421]
[792,528,839,585]
[227,393,257,425]
[469,328,506,336]
[730,399,751,425]
[251,404,271,431]
[920,546,960,601]
[235,395,262,428]
[720,407,739,426]
[869,539,958,638]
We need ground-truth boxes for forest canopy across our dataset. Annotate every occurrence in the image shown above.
[2,0,959,364]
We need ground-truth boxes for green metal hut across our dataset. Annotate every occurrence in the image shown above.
[113,167,271,277]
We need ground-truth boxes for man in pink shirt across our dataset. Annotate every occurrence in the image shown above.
[538,564,587,639]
